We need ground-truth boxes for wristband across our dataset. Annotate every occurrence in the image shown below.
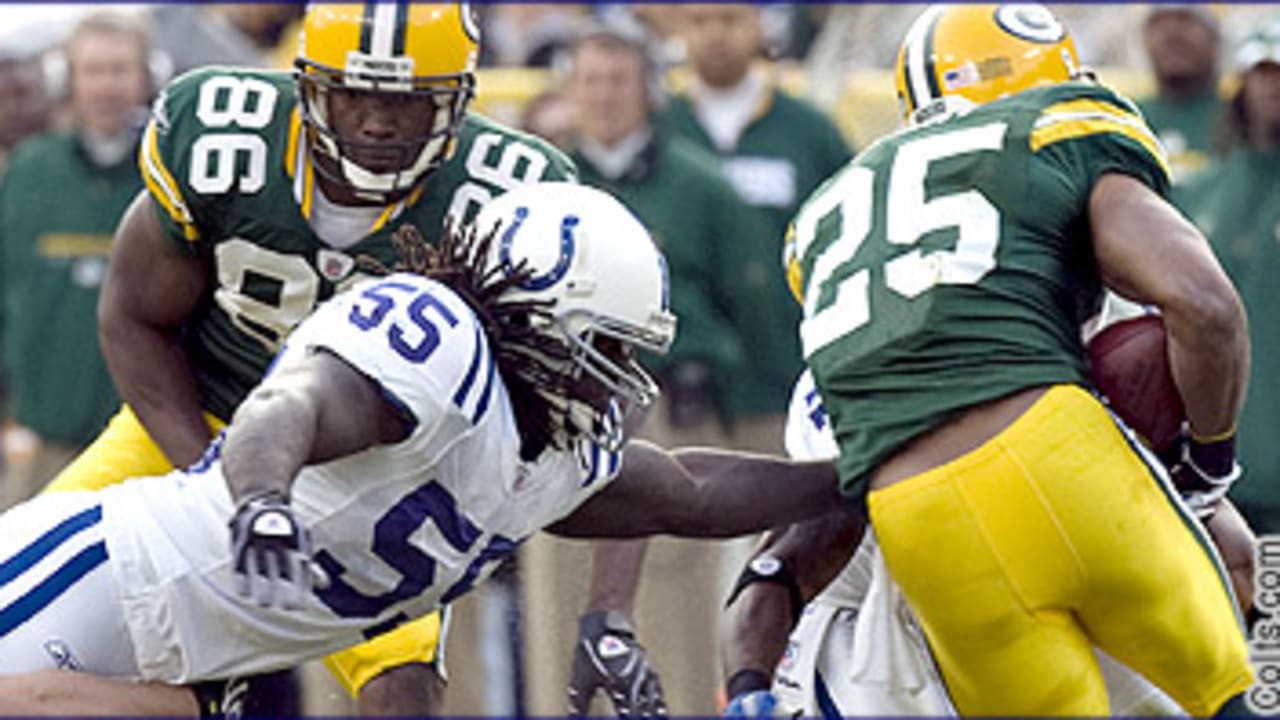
[726,554,804,625]
[1187,432,1236,478]
[1190,425,1237,444]
[236,489,289,508]
[725,668,772,700]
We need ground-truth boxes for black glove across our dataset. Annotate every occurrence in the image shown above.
[193,669,301,719]
[229,490,315,610]
[567,610,667,718]
[1163,429,1241,519]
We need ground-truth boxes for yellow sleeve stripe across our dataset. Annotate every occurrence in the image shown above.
[139,121,199,242]
[285,107,302,180]
[1031,99,1171,183]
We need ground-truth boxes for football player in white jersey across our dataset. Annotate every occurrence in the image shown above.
[0,183,844,716]
[721,365,1257,718]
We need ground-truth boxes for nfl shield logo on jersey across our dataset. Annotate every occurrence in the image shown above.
[317,249,355,282]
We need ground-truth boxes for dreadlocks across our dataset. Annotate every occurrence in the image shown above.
[358,221,575,460]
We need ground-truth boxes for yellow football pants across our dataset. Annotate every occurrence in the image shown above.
[46,405,442,697]
[867,384,1251,717]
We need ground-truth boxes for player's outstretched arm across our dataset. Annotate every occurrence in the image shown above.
[0,671,198,717]
[98,192,212,468]
[1089,173,1249,441]
[548,441,843,539]
[721,513,864,714]
[221,350,410,608]
[221,350,409,503]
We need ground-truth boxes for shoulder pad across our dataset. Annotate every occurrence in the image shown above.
[1027,82,1171,183]
[140,69,295,242]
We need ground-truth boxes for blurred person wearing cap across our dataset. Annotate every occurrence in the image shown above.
[1136,4,1225,183]
[1179,17,1280,537]
[549,24,756,717]
[661,3,852,456]
[0,12,152,510]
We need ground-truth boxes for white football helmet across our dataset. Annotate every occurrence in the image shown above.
[474,182,677,451]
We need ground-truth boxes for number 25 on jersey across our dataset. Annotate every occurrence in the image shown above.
[791,123,1008,359]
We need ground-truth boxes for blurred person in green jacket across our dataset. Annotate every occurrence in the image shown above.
[1136,4,1224,184]
[1179,18,1280,533]
[0,12,152,507]
[566,25,752,443]
[539,24,759,718]
[660,3,852,453]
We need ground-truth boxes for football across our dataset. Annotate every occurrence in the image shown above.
[1085,313,1185,453]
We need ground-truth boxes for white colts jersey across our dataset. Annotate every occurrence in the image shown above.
[773,370,1177,717]
[19,273,617,683]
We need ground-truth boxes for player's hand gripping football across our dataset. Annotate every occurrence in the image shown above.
[1163,429,1242,519]
[229,490,316,610]
[567,610,668,717]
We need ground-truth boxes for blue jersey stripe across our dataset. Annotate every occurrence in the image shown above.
[814,670,843,720]
[470,343,498,425]
[451,327,485,411]
[0,542,108,637]
[583,446,601,487]
[0,505,101,588]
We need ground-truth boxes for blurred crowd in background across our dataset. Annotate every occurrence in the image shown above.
[3,2,1280,716]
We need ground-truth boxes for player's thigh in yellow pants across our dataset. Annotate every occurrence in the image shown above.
[867,385,1252,717]
[45,405,445,697]
[43,405,218,493]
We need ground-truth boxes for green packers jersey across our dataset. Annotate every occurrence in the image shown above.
[140,67,575,420]
[790,82,1170,500]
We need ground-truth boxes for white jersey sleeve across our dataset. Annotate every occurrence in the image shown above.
[280,272,495,447]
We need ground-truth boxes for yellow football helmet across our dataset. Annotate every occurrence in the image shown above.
[295,2,479,200]
[894,4,1081,126]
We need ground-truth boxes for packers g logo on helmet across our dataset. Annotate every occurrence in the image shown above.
[894,4,1081,126]
[295,2,479,201]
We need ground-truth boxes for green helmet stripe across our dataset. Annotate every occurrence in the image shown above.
[359,2,377,54]
[392,0,409,56]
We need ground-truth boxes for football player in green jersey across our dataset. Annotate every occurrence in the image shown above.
[43,2,573,715]
[785,4,1252,715]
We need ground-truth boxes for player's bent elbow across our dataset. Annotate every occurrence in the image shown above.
[1169,279,1247,349]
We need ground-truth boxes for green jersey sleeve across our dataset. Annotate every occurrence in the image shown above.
[138,67,295,249]
[139,71,204,245]
[1028,83,1172,205]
